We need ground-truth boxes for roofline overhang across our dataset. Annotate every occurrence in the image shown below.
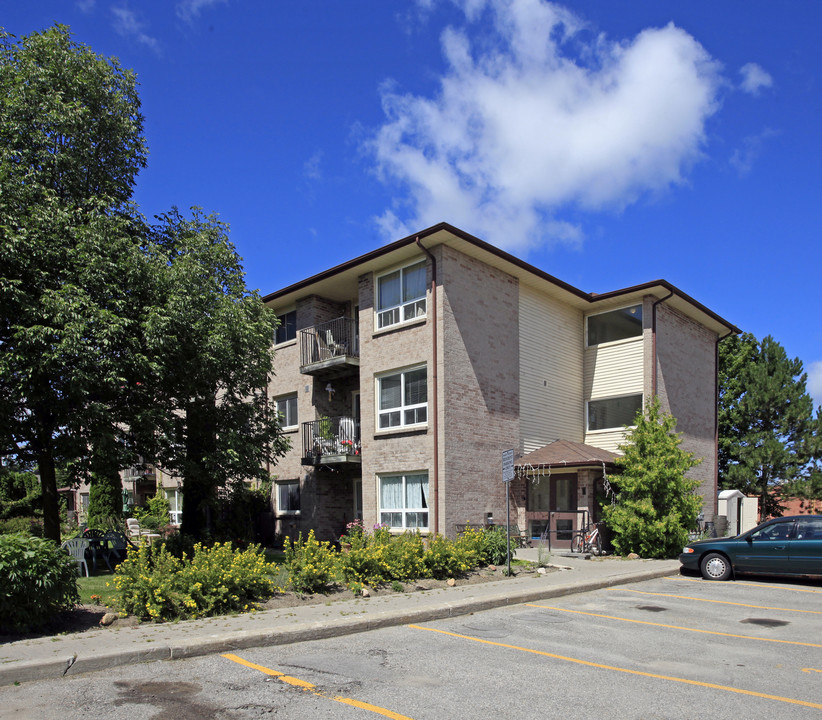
[263,222,740,336]
[515,460,619,471]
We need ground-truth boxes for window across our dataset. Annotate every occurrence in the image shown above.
[797,518,822,540]
[587,394,643,431]
[275,310,296,344]
[276,481,300,514]
[165,488,183,525]
[377,366,427,429]
[276,394,298,429]
[587,305,642,346]
[376,260,427,329]
[379,473,428,530]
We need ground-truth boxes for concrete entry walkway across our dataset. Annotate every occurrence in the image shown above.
[0,552,680,687]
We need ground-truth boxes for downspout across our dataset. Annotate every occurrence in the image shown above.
[416,237,439,536]
[714,329,735,515]
[651,291,675,397]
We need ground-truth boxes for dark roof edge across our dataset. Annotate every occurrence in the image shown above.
[261,222,590,304]
[262,222,740,334]
[591,280,741,335]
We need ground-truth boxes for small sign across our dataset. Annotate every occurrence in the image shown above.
[502,449,514,484]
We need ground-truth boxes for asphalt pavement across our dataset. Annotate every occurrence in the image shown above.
[0,550,681,688]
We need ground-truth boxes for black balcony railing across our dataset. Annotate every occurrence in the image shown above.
[299,317,359,368]
[301,416,361,465]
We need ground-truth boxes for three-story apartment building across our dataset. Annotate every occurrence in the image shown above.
[264,223,737,547]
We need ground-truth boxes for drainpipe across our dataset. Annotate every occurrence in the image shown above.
[416,237,439,536]
[714,329,734,516]
[651,291,675,397]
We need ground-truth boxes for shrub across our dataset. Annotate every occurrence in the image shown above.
[0,515,43,537]
[423,534,473,579]
[479,527,511,566]
[0,533,79,632]
[111,541,277,622]
[283,530,337,593]
[385,531,426,580]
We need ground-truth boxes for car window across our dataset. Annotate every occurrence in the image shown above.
[751,522,795,541]
[796,518,822,540]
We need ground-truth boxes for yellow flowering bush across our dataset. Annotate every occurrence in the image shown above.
[423,534,473,578]
[284,530,336,593]
[111,541,277,622]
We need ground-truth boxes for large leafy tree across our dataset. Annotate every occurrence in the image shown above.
[0,25,148,541]
[602,397,701,558]
[142,208,289,539]
[719,333,819,518]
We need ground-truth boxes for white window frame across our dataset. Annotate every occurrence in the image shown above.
[375,260,427,330]
[276,393,298,430]
[164,488,183,525]
[586,393,643,432]
[585,304,643,347]
[376,365,427,430]
[378,472,429,531]
[276,480,300,515]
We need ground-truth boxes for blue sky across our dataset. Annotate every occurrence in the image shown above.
[5,1,821,404]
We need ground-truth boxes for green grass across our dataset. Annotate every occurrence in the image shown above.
[77,573,115,606]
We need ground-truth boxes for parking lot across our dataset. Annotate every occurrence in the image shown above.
[4,573,822,718]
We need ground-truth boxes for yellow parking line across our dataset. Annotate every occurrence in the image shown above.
[408,625,822,710]
[615,588,822,614]
[667,576,822,594]
[802,668,822,674]
[525,604,822,648]
[222,653,415,720]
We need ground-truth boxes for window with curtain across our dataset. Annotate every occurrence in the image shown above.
[377,366,427,429]
[379,473,428,530]
[376,260,427,329]
[276,481,300,514]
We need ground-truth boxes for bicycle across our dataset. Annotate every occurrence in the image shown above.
[571,522,602,555]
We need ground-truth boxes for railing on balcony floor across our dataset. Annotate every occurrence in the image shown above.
[299,317,359,368]
[302,416,361,465]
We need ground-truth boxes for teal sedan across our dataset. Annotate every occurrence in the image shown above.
[679,515,822,580]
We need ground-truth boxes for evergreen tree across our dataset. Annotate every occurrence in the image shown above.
[719,333,819,518]
[602,397,701,558]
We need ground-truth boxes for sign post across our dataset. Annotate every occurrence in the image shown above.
[502,449,515,577]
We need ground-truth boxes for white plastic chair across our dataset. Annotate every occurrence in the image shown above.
[61,538,90,577]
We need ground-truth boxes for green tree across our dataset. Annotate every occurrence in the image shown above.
[602,397,701,558]
[0,25,148,541]
[719,333,819,518]
[142,208,289,539]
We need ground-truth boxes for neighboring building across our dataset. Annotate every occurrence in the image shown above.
[264,223,738,548]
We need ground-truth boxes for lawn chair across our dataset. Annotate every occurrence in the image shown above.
[126,517,142,540]
[61,538,90,577]
[103,530,134,565]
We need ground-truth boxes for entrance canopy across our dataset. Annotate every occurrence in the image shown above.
[515,439,618,473]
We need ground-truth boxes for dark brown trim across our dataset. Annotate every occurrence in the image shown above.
[514,461,618,471]
[262,222,740,336]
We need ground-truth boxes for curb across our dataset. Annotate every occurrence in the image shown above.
[0,564,677,687]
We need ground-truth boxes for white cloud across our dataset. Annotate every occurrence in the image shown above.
[176,0,229,23]
[303,151,324,182]
[76,0,95,12]
[730,128,777,177]
[808,361,822,408]
[111,6,160,54]
[370,0,722,250]
[739,62,773,96]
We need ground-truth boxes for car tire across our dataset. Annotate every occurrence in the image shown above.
[700,552,732,581]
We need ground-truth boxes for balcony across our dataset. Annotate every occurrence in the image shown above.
[299,317,359,379]
[301,416,361,467]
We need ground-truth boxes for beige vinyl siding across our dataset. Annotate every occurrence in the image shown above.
[518,285,584,453]
[583,336,644,452]
[584,338,644,398]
